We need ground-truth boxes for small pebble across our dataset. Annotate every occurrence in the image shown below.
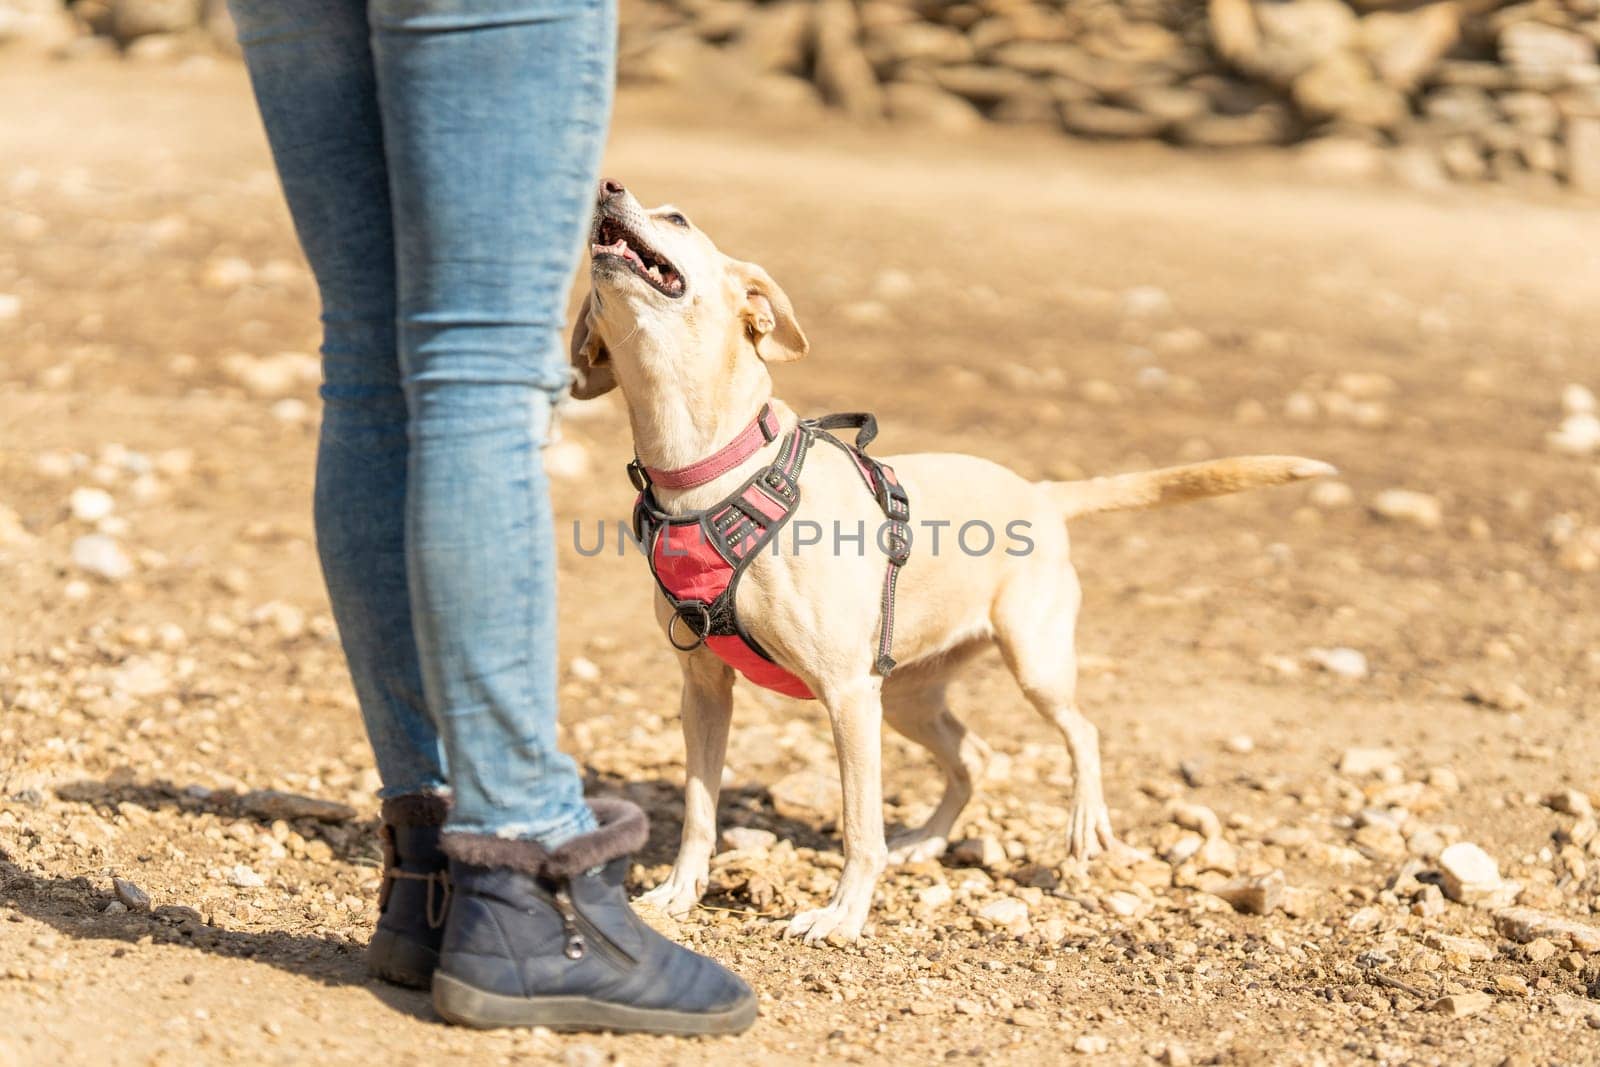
[71,534,133,581]
[1370,489,1443,529]
[1310,647,1369,679]
[69,487,115,523]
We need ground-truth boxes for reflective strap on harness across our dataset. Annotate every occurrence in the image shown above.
[871,464,910,676]
[804,414,910,679]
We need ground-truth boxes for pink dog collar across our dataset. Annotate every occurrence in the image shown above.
[630,404,781,491]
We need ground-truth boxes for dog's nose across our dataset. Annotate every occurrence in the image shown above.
[598,177,625,203]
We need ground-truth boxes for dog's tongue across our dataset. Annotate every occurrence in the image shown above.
[593,237,644,265]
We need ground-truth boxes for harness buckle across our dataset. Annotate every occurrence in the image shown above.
[667,602,712,652]
[875,471,910,524]
[627,459,651,493]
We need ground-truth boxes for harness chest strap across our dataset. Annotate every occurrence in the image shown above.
[630,409,911,697]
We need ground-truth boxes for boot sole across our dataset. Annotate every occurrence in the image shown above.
[432,971,757,1035]
[368,928,439,990]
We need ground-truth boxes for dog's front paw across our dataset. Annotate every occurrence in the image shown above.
[635,876,702,919]
[785,904,867,946]
[1065,802,1146,866]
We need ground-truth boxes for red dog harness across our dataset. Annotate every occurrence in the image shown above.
[629,405,911,700]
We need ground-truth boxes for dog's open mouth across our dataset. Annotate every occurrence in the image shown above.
[591,216,685,297]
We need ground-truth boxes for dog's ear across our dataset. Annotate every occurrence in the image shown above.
[733,261,808,364]
[568,291,616,399]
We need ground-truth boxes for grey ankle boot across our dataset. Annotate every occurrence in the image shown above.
[367,793,451,989]
[432,798,757,1035]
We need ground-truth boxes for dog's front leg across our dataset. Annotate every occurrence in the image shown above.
[786,676,887,945]
[637,651,734,918]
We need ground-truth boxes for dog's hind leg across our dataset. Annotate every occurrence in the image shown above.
[637,649,735,918]
[992,568,1137,863]
[883,683,990,864]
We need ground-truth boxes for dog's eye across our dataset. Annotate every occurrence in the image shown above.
[663,212,689,228]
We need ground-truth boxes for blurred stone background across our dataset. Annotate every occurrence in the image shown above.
[6,0,1600,191]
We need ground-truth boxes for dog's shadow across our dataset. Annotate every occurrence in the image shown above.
[584,769,843,872]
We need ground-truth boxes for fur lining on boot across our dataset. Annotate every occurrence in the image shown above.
[381,792,450,827]
[441,798,648,880]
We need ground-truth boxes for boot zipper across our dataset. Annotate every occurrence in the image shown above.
[548,884,637,968]
[552,888,587,960]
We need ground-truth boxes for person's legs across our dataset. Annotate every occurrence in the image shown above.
[363,0,754,1032]
[232,1,754,1027]
[229,0,454,988]
[229,0,445,801]
[367,0,612,843]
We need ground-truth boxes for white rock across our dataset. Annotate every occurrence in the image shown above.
[1103,890,1146,917]
[225,864,267,889]
[71,534,133,581]
[1194,836,1238,874]
[977,896,1031,935]
[1211,870,1286,915]
[1338,746,1398,775]
[253,601,306,640]
[719,826,777,853]
[1438,841,1501,903]
[1548,412,1600,456]
[270,398,309,423]
[1308,647,1369,679]
[222,351,320,399]
[560,1044,607,1067]
[568,656,601,682]
[1546,789,1594,817]
[917,883,953,908]
[109,657,170,698]
[0,293,20,322]
[69,486,115,523]
[1564,383,1597,416]
[1167,802,1222,840]
[202,255,254,291]
[768,768,840,820]
[1073,1035,1111,1055]
[1494,906,1600,952]
[1308,481,1354,509]
[34,451,77,480]
[112,877,151,910]
[1370,489,1442,529]
[950,836,1006,869]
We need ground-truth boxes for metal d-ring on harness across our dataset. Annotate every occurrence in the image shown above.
[666,601,711,652]
[628,406,911,698]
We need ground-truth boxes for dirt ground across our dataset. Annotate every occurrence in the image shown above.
[3,52,1600,1067]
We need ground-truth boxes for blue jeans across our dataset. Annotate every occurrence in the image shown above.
[229,0,614,843]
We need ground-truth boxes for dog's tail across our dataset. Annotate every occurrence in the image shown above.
[1044,456,1336,520]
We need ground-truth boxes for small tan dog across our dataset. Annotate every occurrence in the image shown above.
[569,180,1333,944]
